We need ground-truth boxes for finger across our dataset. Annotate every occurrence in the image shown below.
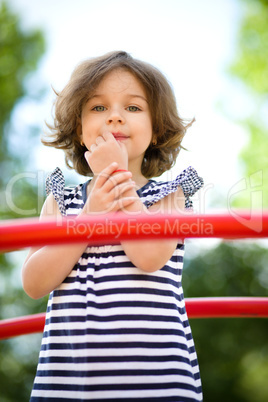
[116,196,137,211]
[102,131,115,142]
[93,162,119,188]
[84,151,91,165]
[112,180,136,199]
[90,143,97,152]
[95,136,105,145]
[104,197,137,214]
[103,171,132,192]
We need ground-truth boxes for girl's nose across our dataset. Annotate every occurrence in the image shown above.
[106,108,125,124]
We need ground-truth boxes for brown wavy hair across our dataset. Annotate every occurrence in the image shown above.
[43,51,193,178]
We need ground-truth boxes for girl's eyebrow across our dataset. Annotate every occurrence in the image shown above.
[129,94,148,103]
[90,94,148,103]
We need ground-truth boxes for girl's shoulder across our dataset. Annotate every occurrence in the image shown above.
[45,166,204,215]
[45,167,85,216]
[140,166,204,209]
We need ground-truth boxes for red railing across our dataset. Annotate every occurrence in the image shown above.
[0,212,267,339]
[0,212,267,251]
[0,297,267,341]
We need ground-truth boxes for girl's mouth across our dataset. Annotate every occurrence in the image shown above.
[112,132,129,141]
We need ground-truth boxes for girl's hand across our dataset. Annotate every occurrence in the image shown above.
[85,132,128,175]
[81,162,137,214]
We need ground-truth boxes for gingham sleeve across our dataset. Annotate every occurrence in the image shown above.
[146,166,204,209]
[45,167,67,216]
[178,166,204,208]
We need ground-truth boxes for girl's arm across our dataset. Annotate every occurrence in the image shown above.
[119,186,185,272]
[22,194,89,299]
[22,163,136,299]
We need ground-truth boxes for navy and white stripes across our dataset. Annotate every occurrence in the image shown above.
[31,167,203,401]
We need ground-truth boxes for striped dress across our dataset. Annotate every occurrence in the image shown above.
[30,166,204,402]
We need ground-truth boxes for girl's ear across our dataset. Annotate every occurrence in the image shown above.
[152,137,157,146]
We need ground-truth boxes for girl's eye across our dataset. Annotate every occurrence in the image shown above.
[92,106,106,112]
[127,106,140,112]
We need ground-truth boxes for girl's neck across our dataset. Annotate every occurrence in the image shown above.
[128,164,149,190]
[131,173,149,190]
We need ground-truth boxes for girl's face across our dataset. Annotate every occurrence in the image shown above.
[78,69,153,172]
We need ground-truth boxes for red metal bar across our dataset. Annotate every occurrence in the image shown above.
[0,313,45,340]
[0,298,267,340]
[0,214,267,340]
[185,297,268,319]
[0,212,268,252]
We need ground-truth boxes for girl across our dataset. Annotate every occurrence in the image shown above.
[22,51,204,401]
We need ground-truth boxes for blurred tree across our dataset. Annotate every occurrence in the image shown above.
[0,2,47,401]
[184,242,268,402]
[0,1,46,217]
[184,0,268,400]
[228,0,268,208]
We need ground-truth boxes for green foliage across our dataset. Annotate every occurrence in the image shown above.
[220,12,268,398]
[0,2,45,131]
[184,242,268,402]
[0,1,46,219]
[230,0,268,94]
[236,120,268,208]
[0,2,47,401]
[228,0,268,208]
[0,289,46,401]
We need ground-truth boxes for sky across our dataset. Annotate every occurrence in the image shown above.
[8,0,247,213]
